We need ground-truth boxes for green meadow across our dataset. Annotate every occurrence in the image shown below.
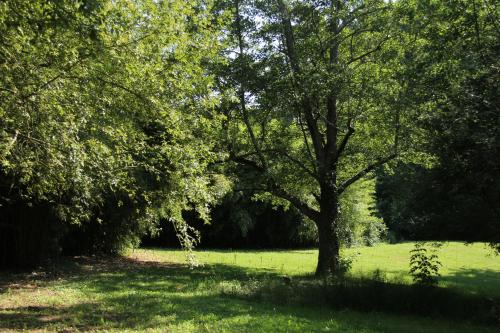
[1,242,499,332]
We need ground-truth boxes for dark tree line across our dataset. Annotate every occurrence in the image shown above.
[376,0,499,250]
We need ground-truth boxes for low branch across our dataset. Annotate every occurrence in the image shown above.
[234,187,269,192]
[268,181,319,220]
[113,29,160,49]
[338,153,397,194]
[20,57,88,101]
[229,152,265,173]
[94,76,150,103]
[265,149,318,180]
[7,130,51,149]
[338,28,377,45]
[229,151,319,220]
[232,148,318,180]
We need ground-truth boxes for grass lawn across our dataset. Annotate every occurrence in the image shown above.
[0,242,499,332]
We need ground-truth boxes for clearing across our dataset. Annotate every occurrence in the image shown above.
[0,242,499,332]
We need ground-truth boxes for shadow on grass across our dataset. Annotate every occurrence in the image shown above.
[440,268,500,297]
[0,257,291,331]
[235,270,500,326]
[0,256,499,331]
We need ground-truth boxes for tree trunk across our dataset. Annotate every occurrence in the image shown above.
[315,187,341,276]
[315,214,340,276]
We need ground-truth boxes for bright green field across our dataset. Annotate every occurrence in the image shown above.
[0,242,499,332]
[138,242,499,297]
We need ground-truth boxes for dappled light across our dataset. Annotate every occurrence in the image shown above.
[1,244,500,332]
[1,0,498,331]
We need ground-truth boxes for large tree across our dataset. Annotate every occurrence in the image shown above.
[217,0,417,275]
[0,0,227,266]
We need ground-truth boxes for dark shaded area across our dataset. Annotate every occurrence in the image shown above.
[0,192,315,269]
[0,201,63,269]
[440,268,500,297]
[376,162,500,243]
[60,193,150,256]
[0,193,146,269]
[376,31,500,246]
[142,196,317,249]
[242,273,500,326]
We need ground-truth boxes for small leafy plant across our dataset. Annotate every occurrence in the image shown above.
[409,242,442,286]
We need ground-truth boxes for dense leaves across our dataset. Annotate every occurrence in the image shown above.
[0,0,228,266]
[0,0,498,268]
[376,0,500,249]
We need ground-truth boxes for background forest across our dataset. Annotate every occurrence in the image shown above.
[0,0,498,270]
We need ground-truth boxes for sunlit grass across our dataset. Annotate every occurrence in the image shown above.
[132,241,500,297]
[0,242,498,332]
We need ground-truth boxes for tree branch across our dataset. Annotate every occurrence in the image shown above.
[20,57,88,101]
[335,122,355,163]
[228,151,319,220]
[264,149,318,180]
[277,0,325,166]
[338,5,390,33]
[235,0,267,169]
[277,0,300,74]
[347,36,390,65]
[338,153,397,194]
[229,152,265,173]
[268,181,320,220]
[94,76,150,102]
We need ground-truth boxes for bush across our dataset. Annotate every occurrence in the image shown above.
[409,242,442,286]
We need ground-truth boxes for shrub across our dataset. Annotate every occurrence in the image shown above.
[409,242,442,286]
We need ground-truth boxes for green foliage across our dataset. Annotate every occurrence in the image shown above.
[338,179,387,247]
[219,0,414,197]
[215,0,421,274]
[0,0,228,265]
[1,0,498,271]
[409,243,442,286]
[337,252,358,275]
[375,0,499,247]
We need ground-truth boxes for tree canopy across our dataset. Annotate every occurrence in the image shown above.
[215,0,426,274]
[0,0,498,269]
[376,0,500,251]
[0,0,229,266]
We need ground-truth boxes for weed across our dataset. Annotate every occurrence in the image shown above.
[409,242,442,286]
